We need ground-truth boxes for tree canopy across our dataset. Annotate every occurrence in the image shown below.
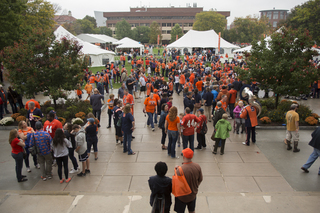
[83,15,97,28]
[149,21,162,44]
[98,26,112,37]
[285,0,320,44]
[0,28,88,105]
[236,27,319,107]
[193,11,227,33]
[132,26,150,43]
[115,19,132,39]
[170,24,183,43]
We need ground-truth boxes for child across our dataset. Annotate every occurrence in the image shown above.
[213,114,232,155]
[72,124,90,177]
[86,118,98,160]
[84,80,92,100]
[233,101,246,134]
[177,113,184,147]
[76,84,82,100]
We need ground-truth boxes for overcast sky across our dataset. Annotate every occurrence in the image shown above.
[49,0,309,25]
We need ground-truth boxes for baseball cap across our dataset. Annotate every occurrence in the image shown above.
[88,118,95,124]
[182,148,194,159]
[154,89,158,93]
[197,108,204,113]
[49,110,56,114]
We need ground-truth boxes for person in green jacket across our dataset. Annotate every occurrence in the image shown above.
[213,114,232,155]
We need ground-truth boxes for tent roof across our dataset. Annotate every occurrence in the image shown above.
[167,29,239,49]
[115,37,143,48]
[54,26,115,56]
[77,34,118,44]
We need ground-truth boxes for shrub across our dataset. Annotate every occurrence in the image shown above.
[87,107,93,114]
[260,98,276,110]
[58,117,66,125]
[43,100,51,107]
[259,106,268,118]
[305,116,318,125]
[277,100,292,113]
[46,107,55,113]
[268,109,285,123]
[19,108,28,117]
[16,116,26,123]
[297,105,312,122]
[11,113,21,120]
[311,113,320,119]
[63,111,71,119]
[72,118,84,125]
[260,116,271,124]
[75,112,86,119]
[65,98,79,107]
[55,109,65,117]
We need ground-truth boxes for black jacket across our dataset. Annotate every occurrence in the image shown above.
[148,175,172,211]
[214,107,226,127]
[183,97,194,111]
[309,127,320,150]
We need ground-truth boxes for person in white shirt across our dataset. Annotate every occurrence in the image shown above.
[147,65,151,77]
[139,74,147,97]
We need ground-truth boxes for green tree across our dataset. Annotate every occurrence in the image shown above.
[78,19,96,34]
[170,24,183,43]
[285,0,320,44]
[193,11,227,33]
[222,28,238,43]
[0,28,88,107]
[98,27,112,36]
[132,26,150,43]
[83,15,97,28]
[22,0,55,32]
[115,19,132,39]
[236,28,319,107]
[0,0,27,51]
[149,21,162,44]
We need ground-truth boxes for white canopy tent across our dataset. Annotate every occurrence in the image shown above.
[77,34,119,44]
[115,37,144,55]
[54,26,115,67]
[167,29,239,58]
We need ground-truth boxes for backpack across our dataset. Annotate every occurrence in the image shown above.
[200,117,208,134]
[117,112,123,127]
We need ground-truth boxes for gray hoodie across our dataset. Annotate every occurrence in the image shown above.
[52,138,72,158]
[75,128,87,155]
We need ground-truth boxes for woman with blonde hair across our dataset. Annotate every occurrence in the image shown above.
[9,129,27,182]
[121,104,135,155]
[164,106,181,158]
[18,121,38,172]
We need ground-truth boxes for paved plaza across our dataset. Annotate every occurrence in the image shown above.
[0,90,320,212]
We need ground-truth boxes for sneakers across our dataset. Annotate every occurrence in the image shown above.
[47,176,52,180]
[77,172,86,177]
[66,178,72,183]
[27,167,31,173]
[147,125,150,128]
[152,128,155,131]
[41,176,47,181]
[172,156,179,159]
[195,147,202,150]
[85,169,90,174]
[60,178,65,184]
[69,168,79,174]
[36,164,40,169]
[242,142,249,146]
[301,167,309,173]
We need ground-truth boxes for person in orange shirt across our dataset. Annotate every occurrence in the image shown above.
[89,75,96,90]
[76,84,83,99]
[228,85,237,118]
[153,89,161,124]
[25,99,40,110]
[184,79,193,92]
[123,89,134,115]
[215,95,228,112]
[146,80,154,97]
[240,102,258,146]
[164,106,181,158]
[168,80,174,96]
[144,92,157,131]
[84,81,93,100]
[195,77,203,93]
[106,94,115,128]
[178,73,185,95]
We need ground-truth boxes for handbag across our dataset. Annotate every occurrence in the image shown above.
[211,130,216,141]
[22,147,27,159]
[172,166,192,197]
[28,133,40,155]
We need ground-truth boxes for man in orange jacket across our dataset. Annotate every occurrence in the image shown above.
[240,103,258,146]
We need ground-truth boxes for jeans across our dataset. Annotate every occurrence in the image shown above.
[93,109,101,122]
[182,134,195,151]
[167,130,178,158]
[123,133,133,154]
[229,103,235,118]
[24,152,38,168]
[109,79,113,89]
[175,83,179,93]
[37,153,53,177]
[68,147,78,170]
[161,128,167,145]
[11,152,24,181]
[246,126,256,145]
[9,100,17,114]
[302,148,320,174]
[129,90,133,95]
[108,109,113,127]
[56,155,69,180]
[154,112,158,124]
[147,112,154,128]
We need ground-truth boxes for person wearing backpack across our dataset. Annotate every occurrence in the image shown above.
[159,103,168,150]
[195,108,207,150]
[113,99,123,144]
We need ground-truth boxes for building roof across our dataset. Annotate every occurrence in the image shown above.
[54,15,77,24]
[259,9,289,12]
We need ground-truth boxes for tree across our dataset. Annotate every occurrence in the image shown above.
[285,0,320,44]
[78,19,96,34]
[149,21,162,44]
[0,0,27,51]
[170,24,183,43]
[0,28,89,107]
[98,27,112,36]
[115,19,132,39]
[193,11,227,33]
[132,26,150,43]
[222,28,237,43]
[22,0,55,32]
[227,16,270,43]
[83,15,97,28]
[236,28,319,107]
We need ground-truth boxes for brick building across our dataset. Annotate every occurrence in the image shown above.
[100,6,230,43]
[259,8,289,28]
[54,11,77,25]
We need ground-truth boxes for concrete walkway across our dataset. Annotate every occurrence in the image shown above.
[0,89,320,212]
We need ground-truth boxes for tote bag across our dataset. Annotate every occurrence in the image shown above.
[172,166,192,197]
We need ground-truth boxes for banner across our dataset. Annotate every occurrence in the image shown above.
[176,34,178,41]
[157,35,160,45]
[218,32,221,53]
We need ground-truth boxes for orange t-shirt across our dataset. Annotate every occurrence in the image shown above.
[168,82,173,91]
[180,75,185,84]
[195,81,203,92]
[76,89,82,96]
[89,76,96,84]
[107,99,114,110]
[144,97,157,113]
[18,127,34,141]
[166,115,180,131]
[84,84,92,94]
[146,83,153,96]
[25,99,40,110]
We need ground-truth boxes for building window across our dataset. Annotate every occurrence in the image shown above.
[183,23,188,27]
[273,12,278,19]
[273,21,277,28]
[189,23,193,27]
[162,23,166,27]
[263,12,266,16]
[183,30,188,34]
[167,30,171,34]
[167,23,171,27]
[145,23,150,27]
[162,30,166,34]
[280,11,284,19]
[112,31,115,35]
[108,24,114,27]
[267,12,272,19]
